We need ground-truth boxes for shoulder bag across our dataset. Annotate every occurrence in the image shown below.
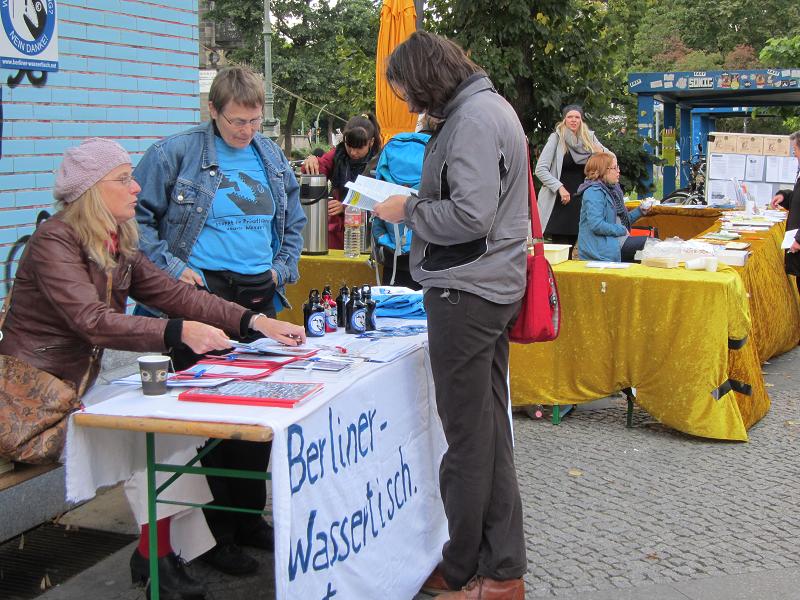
[0,275,109,464]
[508,151,561,344]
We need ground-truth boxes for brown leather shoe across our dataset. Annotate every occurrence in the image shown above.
[420,565,454,595]
[438,576,525,600]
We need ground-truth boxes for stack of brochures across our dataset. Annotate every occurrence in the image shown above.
[226,338,318,358]
[178,380,324,408]
[0,457,14,475]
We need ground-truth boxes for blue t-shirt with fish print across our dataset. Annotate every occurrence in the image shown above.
[189,138,275,274]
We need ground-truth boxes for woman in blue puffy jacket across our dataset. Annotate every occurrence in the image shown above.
[576,152,652,262]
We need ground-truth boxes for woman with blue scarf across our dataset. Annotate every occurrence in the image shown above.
[576,152,652,262]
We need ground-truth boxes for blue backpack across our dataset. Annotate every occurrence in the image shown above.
[372,132,430,255]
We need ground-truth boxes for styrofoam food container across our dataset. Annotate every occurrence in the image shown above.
[543,243,571,264]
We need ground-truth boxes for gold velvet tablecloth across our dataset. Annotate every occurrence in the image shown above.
[508,261,763,441]
[283,250,379,325]
[695,222,800,430]
[625,203,722,240]
[700,220,800,362]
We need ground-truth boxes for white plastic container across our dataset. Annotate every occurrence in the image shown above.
[543,243,571,264]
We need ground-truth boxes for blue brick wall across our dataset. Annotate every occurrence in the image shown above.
[0,0,199,295]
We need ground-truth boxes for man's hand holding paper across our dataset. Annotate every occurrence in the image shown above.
[343,175,414,220]
[374,194,409,223]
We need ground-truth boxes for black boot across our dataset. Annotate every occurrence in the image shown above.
[130,549,206,600]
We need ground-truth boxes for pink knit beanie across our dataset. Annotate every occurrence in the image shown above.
[53,138,131,204]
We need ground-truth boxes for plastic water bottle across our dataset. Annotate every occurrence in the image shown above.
[344,205,362,258]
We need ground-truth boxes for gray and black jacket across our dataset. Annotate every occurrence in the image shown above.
[403,74,529,304]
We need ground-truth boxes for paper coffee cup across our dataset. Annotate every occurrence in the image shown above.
[138,355,170,396]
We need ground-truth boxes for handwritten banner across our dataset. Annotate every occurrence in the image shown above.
[271,350,448,600]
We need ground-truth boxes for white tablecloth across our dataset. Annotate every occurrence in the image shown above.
[65,329,448,600]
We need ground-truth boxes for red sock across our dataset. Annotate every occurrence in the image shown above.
[138,517,172,558]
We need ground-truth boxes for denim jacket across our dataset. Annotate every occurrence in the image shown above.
[134,121,306,310]
[576,182,642,262]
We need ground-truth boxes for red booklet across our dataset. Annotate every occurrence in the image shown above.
[178,380,324,408]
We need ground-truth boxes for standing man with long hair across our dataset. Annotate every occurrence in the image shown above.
[374,31,528,600]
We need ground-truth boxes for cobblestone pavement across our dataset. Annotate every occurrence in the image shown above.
[39,348,800,600]
[517,348,800,598]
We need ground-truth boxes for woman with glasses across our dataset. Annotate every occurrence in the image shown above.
[0,137,306,600]
[576,152,652,262]
[132,66,306,579]
[535,105,610,249]
[301,112,382,249]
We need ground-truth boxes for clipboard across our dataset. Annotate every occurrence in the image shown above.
[178,380,324,408]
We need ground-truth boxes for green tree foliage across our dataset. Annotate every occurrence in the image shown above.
[758,36,800,132]
[204,0,380,151]
[425,0,623,146]
[630,0,799,71]
[759,35,800,67]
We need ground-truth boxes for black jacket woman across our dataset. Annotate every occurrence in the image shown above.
[535,104,610,247]
[770,130,800,290]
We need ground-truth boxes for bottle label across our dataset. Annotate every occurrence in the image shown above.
[344,209,362,227]
[305,312,326,337]
[349,308,367,333]
[325,306,337,331]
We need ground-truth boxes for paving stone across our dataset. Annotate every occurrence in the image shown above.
[514,346,800,598]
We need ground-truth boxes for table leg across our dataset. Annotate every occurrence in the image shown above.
[551,404,575,425]
[146,432,160,600]
[623,388,635,428]
[552,404,562,425]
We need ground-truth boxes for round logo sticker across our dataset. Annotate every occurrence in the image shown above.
[2,0,56,56]
[306,313,326,337]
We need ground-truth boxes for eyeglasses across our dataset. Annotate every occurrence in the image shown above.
[100,174,136,186]
[220,112,263,129]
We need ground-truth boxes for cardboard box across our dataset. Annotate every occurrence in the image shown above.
[709,133,737,153]
[736,135,764,155]
[763,135,790,157]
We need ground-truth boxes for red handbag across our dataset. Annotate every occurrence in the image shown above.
[508,154,561,344]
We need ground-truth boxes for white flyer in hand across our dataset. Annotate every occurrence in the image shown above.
[342,175,415,211]
[781,228,798,249]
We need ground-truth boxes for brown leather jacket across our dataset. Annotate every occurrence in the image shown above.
[0,216,250,390]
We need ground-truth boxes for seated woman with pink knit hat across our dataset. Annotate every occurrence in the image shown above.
[0,137,305,600]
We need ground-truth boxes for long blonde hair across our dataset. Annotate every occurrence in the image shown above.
[59,186,139,270]
[556,118,597,152]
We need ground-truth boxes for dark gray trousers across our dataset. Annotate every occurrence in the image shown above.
[424,287,527,588]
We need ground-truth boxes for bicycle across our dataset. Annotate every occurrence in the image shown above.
[662,145,706,205]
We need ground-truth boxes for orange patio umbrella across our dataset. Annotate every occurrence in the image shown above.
[375,0,418,143]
